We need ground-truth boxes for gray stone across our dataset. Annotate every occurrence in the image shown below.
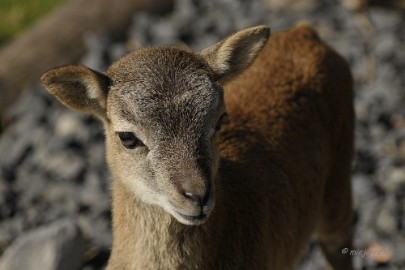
[54,112,86,139]
[34,149,85,182]
[352,174,377,207]
[0,118,35,170]
[340,0,367,11]
[375,195,398,235]
[379,168,405,193]
[298,245,327,270]
[0,219,87,270]
[108,43,128,63]
[262,0,319,13]
[368,8,402,31]
[374,34,399,61]
[86,143,106,168]
[393,238,405,263]
[5,86,48,120]
[80,33,111,71]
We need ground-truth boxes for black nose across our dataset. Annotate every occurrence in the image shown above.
[183,191,209,207]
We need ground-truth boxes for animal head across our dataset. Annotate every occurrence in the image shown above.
[41,26,270,225]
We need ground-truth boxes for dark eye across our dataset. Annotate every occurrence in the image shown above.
[215,113,228,132]
[117,132,144,149]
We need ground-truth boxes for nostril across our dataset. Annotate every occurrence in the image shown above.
[183,192,203,206]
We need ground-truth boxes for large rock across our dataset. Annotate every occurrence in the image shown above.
[0,219,87,270]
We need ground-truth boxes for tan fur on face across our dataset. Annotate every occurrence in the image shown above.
[41,25,354,270]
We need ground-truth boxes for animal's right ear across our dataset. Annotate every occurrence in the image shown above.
[200,25,270,84]
[40,65,111,119]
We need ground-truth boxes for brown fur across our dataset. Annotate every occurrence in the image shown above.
[41,24,354,269]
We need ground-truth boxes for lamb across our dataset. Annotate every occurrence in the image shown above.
[41,24,354,269]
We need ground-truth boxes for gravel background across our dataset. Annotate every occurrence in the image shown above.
[1,0,405,269]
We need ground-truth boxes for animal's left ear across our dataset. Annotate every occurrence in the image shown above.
[40,65,111,120]
[200,25,270,84]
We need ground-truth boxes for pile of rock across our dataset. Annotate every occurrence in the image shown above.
[0,0,404,269]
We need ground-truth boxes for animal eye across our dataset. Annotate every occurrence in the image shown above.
[215,113,228,131]
[117,132,144,149]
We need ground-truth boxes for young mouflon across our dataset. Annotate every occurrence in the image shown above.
[41,24,354,269]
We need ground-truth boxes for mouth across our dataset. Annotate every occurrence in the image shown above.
[165,197,215,225]
[177,211,208,222]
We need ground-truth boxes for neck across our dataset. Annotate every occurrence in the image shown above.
[107,178,223,270]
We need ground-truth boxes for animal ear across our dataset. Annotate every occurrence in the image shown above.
[201,25,270,84]
[40,65,111,119]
